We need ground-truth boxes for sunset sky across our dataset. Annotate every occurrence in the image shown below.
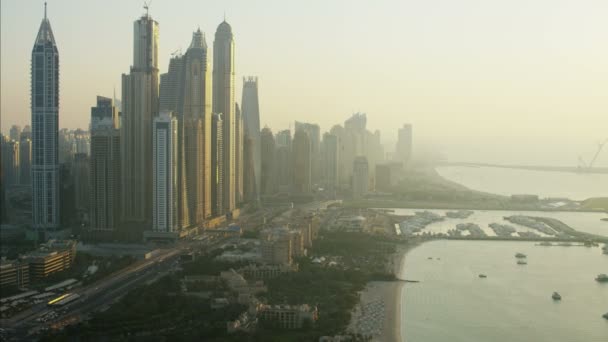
[2,0,607,166]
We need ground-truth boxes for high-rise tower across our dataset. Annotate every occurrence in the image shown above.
[242,77,261,201]
[31,3,60,234]
[213,20,236,213]
[182,29,212,222]
[121,12,159,226]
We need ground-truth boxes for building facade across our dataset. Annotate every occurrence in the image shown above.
[352,156,369,198]
[396,124,413,164]
[260,127,276,195]
[292,130,311,194]
[211,113,224,216]
[213,20,236,213]
[121,13,159,225]
[90,96,121,231]
[242,77,261,201]
[152,113,178,233]
[31,4,60,233]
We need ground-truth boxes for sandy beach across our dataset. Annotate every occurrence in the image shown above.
[348,243,417,342]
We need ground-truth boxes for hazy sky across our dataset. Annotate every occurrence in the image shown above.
[1,0,607,166]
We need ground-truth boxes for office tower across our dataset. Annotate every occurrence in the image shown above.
[9,126,22,142]
[352,156,369,198]
[91,96,120,129]
[329,125,347,189]
[292,130,311,194]
[159,55,189,228]
[19,138,32,185]
[152,112,178,232]
[1,139,20,186]
[74,129,90,156]
[21,126,32,141]
[242,77,261,201]
[31,4,60,232]
[182,29,212,223]
[121,12,159,225]
[260,127,276,195]
[58,129,73,164]
[295,121,320,185]
[321,133,339,192]
[211,113,224,216]
[242,134,256,199]
[159,55,184,113]
[275,130,292,191]
[90,97,121,231]
[213,20,236,213]
[235,103,243,204]
[72,153,90,212]
[396,124,413,164]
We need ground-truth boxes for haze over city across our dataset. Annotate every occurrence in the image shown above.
[2,0,607,166]
[0,1,607,341]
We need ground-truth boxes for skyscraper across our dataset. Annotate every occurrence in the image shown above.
[31,3,60,232]
[275,130,292,192]
[352,156,369,199]
[1,139,20,187]
[182,29,212,223]
[260,127,276,195]
[235,103,244,204]
[396,124,413,165]
[152,112,178,233]
[242,77,261,201]
[90,97,121,232]
[321,133,339,192]
[292,130,311,194]
[213,20,236,213]
[211,113,224,216]
[121,12,159,225]
[295,121,321,185]
[9,126,22,142]
[19,138,32,185]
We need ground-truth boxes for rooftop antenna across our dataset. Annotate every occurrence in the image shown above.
[143,1,151,16]
[44,2,47,19]
[113,85,116,104]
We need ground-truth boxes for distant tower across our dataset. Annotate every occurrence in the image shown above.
[322,133,339,192]
[295,121,321,185]
[182,29,212,223]
[352,156,369,198]
[19,138,32,185]
[9,125,22,142]
[121,11,159,226]
[211,113,224,216]
[242,77,261,201]
[292,130,311,194]
[275,130,292,192]
[152,112,178,232]
[235,102,244,204]
[260,127,276,195]
[90,96,121,232]
[396,124,413,165]
[31,3,60,234]
[213,20,236,213]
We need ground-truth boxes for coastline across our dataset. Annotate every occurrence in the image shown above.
[348,241,421,342]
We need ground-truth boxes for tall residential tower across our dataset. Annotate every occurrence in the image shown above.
[31,3,60,234]
[213,20,236,213]
[121,12,159,225]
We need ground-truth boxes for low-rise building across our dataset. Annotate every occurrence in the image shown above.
[24,240,77,280]
[258,304,318,329]
[0,259,30,289]
[238,264,297,280]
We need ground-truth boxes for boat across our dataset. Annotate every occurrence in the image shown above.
[595,274,608,282]
[427,257,433,260]
[517,260,527,265]
[603,312,608,320]
[552,292,561,300]
[478,274,487,278]
[515,253,527,258]
[538,241,552,246]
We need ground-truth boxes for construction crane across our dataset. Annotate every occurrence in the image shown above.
[578,139,607,171]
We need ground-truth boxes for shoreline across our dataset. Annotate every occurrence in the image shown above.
[347,241,422,342]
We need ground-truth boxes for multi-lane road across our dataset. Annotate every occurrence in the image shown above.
[1,237,228,341]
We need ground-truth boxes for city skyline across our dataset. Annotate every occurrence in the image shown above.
[2,1,607,167]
